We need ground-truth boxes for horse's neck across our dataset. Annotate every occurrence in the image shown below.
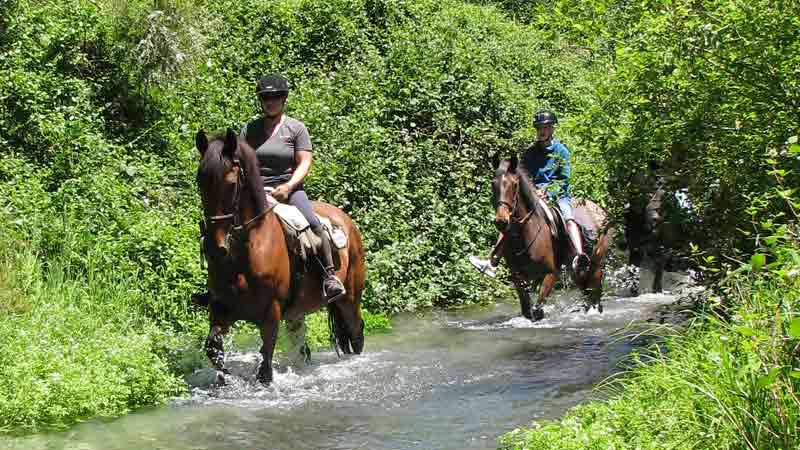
[517,200,554,246]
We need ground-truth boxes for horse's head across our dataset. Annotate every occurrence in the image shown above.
[492,154,520,231]
[196,128,243,260]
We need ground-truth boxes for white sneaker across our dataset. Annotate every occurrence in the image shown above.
[469,255,497,278]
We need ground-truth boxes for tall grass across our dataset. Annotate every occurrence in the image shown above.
[0,240,185,433]
[499,255,800,450]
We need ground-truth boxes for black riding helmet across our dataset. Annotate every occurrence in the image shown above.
[256,74,290,96]
[533,110,558,127]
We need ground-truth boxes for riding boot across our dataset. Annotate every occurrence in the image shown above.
[567,220,590,274]
[314,227,346,303]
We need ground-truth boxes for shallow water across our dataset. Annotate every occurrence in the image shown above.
[6,284,683,450]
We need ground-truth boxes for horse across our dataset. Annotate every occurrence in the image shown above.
[624,182,692,293]
[194,128,366,384]
[492,155,610,321]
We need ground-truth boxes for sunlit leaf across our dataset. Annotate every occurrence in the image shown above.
[789,318,800,339]
[756,368,780,389]
[750,254,766,271]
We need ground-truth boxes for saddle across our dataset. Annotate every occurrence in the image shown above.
[533,195,597,256]
[266,195,347,271]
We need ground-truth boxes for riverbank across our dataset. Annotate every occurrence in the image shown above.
[498,256,800,450]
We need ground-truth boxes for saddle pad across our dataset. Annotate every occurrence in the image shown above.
[537,197,559,239]
[273,203,312,231]
[272,203,347,249]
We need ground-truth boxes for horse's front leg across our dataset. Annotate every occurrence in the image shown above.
[285,317,311,367]
[530,273,557,322]
[257,301,281,385]
[513,279,533,321]
[205,323,228,373]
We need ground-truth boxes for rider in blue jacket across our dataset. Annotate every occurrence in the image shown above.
[469,110,590,277]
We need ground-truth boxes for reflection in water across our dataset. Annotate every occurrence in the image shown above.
[5,276,686,450]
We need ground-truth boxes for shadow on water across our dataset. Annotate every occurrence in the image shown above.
[5,271,691,450]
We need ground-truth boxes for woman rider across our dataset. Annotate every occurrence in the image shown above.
[469,110,590,277]
[242,73,346,302]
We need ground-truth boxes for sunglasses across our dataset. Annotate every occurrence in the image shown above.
[258,92,286,100]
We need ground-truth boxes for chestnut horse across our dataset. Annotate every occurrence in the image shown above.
[492,156,610,320]
[195,128,366,384]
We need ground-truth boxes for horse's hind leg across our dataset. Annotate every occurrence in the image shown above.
[532,273,557,321]
[583,233,609,312]
[583,268,604,313]
[330,300,364,354]
[257,312,280,385]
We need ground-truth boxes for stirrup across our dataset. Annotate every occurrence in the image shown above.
[469,255,497,278]
[572,253,591,273]
[323,275,346,304]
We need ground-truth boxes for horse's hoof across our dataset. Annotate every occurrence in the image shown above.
[186,368,226,388]
[531,307,545,322]
[597,303,604,314]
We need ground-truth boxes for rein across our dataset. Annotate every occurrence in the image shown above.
[501,177,548,256]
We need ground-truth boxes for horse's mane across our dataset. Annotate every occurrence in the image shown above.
[515,166,539,214]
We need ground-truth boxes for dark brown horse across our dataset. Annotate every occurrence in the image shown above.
[195,128,366,384]
[492,156,610,320]
[624,183,691,293]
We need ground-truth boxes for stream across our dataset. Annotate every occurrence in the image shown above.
[6,272,689,450]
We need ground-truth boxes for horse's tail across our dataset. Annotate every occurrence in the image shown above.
[327,304,343,357]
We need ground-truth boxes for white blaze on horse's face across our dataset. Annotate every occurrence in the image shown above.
[494,172,517,230]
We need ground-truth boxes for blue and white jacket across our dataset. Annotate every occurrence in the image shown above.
[520,138,572,201]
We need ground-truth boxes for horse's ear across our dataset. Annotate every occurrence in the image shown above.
[223,128,237,158]
[509,154,518,173]
[492,153,500,170]
[196,130,209,156]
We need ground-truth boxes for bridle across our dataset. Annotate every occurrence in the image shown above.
[496,171,545,256]
[203,153,270,246]
[497,172,519,220]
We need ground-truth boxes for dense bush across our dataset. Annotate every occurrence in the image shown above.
[0,242,184,433]
[1,0,605,321]
[0,0,609,432]
[527,0,800,265]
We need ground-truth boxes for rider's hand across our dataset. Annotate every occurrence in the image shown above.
[272,184,291,203]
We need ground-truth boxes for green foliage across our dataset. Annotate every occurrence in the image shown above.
[1,0,604,321]
[0,241,185,433]
[526,0,800,265]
